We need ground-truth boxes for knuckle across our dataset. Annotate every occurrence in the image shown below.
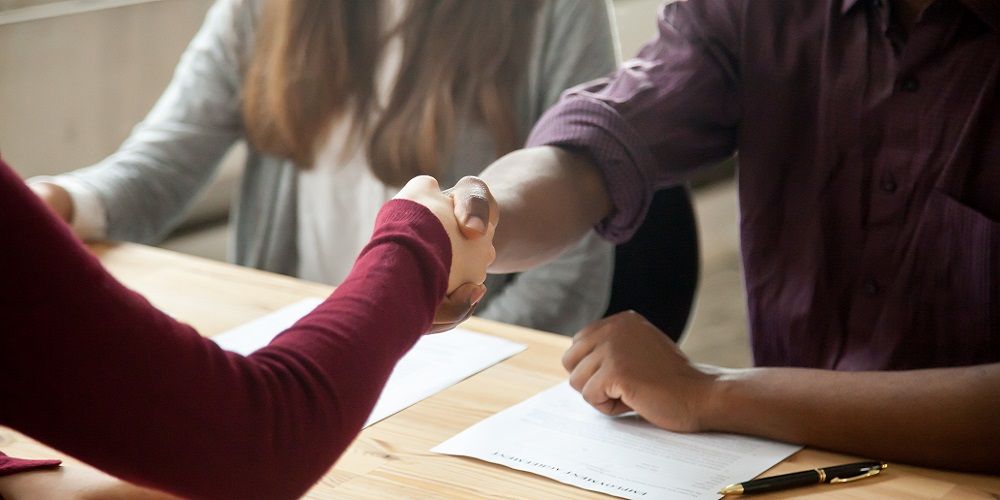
[561,349,576,370]
[574,323,596,340]
[595,403,615,416]
[459,175,488,190]
[413,175,439,189]
[619,310,642,323]
[458,177,493,202]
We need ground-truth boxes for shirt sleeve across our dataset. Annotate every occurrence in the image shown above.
[0,452,61,477]
[49,0,249,244]
[0,158,449,500]
[527,0,742,243]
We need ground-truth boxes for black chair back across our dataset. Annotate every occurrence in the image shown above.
[603,186,699,341]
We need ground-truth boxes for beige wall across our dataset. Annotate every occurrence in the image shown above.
[0,0,665,260]
[0,0,666,179]
[0,0,665,179]
[0,0,212,178]
[615,0,663,58]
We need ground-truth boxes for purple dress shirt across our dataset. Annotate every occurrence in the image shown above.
[528,0,999,370]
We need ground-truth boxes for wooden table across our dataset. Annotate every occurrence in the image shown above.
[2,243,998,499]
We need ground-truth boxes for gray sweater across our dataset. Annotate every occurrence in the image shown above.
[58,0,619,335]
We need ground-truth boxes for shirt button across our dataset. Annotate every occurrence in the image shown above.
[881,179,897,193]
[863,279,880,296]
[872,0,883,7]
[900,77,919,92]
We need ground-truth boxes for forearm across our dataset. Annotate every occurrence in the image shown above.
[63,0,244,244]
[1,156,448,498]
[3,221,441,499]
[481,147,611,273]
[703,364,1000,473]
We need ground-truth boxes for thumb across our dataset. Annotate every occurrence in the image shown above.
[445,176,498,240]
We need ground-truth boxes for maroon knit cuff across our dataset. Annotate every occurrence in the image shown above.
[375,198,452,298]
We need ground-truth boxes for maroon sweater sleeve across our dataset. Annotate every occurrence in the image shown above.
[0,159,450,499]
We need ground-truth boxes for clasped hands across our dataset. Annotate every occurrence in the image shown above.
[393,175,499,333]
[396,175,720,435]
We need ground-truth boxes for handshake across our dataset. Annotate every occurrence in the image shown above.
[394,175,499,333]
[33,172,502,334]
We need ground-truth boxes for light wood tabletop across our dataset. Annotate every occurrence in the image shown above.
[2,243,998,499]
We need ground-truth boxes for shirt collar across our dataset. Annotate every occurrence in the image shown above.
[841,0,998,31]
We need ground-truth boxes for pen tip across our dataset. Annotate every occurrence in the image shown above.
[718,484,744,495]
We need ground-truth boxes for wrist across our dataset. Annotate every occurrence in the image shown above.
[696,367,746,433]
[30,181,74,222]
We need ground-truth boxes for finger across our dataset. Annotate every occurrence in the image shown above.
[445,176,497,240]
[580,368,618,415]
[395,175,441,202]
[568,351,601,392]
[407,174,440,192]
[606,398,635,416]
[429,305,476,333]
[561,321,604,371]
[429,284,486,333]
[571,313,616,345]
[488,245,497,268]
[429,312,474,333]
[620,310,690,362]
[602,377,635,416]
[432,289,480,326]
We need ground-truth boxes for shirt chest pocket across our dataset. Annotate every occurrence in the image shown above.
[894,189,1000,367]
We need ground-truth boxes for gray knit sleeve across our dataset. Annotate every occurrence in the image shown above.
[56,0,253,244]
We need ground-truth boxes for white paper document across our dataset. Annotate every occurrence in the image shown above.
[433,382,801,500]
[212,298,527,427]
[212,299,324,356]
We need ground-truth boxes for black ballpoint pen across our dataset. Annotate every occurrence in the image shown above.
[718,461,888,495]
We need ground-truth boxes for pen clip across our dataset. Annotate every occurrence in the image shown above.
[829,466,885,484]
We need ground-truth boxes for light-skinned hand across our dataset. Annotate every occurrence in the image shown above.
[29,181,74,223]
[416,175,499,332]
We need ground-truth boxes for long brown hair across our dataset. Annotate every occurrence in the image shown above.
[243,0,541,186]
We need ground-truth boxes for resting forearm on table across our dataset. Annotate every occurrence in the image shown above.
[703,363,1000,473]
[0,159,449,499]
[480,147,611,273]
